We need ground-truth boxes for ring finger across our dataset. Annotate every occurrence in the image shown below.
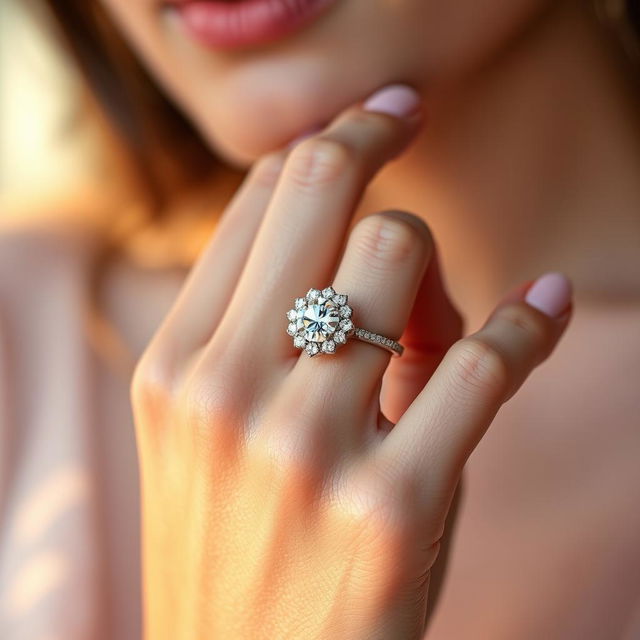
[287,209,434,430]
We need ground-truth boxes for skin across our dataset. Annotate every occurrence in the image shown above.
[87,0,640,637]
[131,101,571,638]
[101,0,555,166]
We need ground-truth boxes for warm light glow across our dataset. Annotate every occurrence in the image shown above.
[14,467,90,545]
[2,550,68,617]
[0,0,104,218]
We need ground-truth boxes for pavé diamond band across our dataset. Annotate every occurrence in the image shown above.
[286,287,404,358]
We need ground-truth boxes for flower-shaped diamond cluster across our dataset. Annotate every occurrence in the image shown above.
[286,287,355,357]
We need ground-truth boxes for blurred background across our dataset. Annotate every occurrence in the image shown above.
[0,0,111,224]
[0,0,243,270]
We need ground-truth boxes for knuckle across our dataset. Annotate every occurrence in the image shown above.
[130,344,175,419]
[351,211,426,272]
[179,371,247,457]
[493,302,549,351]
[249,383,340,490]
[446,336,510,401]
[180,369,242,429]
[287,136,355,189]
[181,377,218,425]
[338,465,416,555]
[265,430,317,475]
[251,422,326,493]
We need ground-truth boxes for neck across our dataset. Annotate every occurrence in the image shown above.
[361,1,640,324]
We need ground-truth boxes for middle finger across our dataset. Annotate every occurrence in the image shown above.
[215,84,424,357]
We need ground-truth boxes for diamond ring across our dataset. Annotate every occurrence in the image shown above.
[286,287,404,358]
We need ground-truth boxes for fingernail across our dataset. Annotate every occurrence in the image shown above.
[363,84,422,120]
[524,272,573,318]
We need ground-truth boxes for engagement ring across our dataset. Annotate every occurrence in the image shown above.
[286,287,404,358]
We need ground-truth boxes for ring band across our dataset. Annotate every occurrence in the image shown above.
[286,287,404,358]
[352,328,403,357]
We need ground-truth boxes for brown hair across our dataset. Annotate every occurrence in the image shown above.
[42,0,227,214]
[38,1,246,373]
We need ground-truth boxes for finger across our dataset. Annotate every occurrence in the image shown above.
[381,244,464,423]
[151,150,288,360]
[215,85,424,357]
[376,272,573,508]
[288,210,434,417]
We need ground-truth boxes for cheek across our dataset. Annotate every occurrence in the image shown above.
[99,0,554,167]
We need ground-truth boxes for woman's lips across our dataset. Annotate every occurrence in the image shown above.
[168,0,341,50]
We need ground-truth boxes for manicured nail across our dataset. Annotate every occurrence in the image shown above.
[524,272,573,318]
[363,84,422,120]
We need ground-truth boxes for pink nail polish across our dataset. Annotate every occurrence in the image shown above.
[363,84,421,120]
[524,272,573,318]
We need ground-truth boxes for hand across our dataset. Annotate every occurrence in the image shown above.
[132,84,572,640]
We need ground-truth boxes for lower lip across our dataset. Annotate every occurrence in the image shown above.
[170,0,340,50]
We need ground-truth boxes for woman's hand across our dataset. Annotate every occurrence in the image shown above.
[132,84,573,640]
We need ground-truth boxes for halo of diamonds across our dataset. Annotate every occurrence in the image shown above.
[286,286,404,358]
[286,287,354,357]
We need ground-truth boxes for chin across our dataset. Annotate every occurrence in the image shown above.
[183,58,394,169]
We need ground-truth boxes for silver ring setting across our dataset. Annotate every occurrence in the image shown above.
[286,287,404,358]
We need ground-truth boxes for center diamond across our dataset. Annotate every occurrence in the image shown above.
[301,299,340,343]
